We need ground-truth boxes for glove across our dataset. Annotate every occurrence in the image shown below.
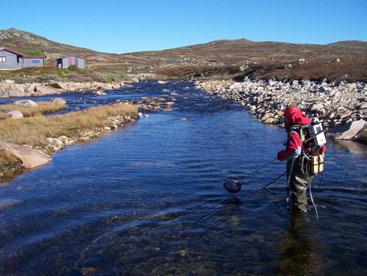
[277,151,283,160]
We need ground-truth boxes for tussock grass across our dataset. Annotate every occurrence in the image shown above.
[0,101,67,118]
[0,102,138,148]
[0,150,24,181]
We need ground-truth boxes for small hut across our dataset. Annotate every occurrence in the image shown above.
[57,56,85,69]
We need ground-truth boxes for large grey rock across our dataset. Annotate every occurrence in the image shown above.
[354,125,367,144]
[7,110,24,119]
[14,99,38,107]
[335,119,366,140]
[0,140,51,169]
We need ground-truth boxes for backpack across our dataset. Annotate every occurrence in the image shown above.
[289,118,326,175]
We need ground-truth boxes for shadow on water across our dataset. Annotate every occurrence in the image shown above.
[0,80,366,274]
[277,212,322,275]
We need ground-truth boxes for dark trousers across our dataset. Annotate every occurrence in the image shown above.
[287,157,314,212]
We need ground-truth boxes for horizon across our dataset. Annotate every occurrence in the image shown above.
[2,27,367,56]
[0,0,366,53]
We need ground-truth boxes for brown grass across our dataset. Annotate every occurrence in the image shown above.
[0,102,138,148]
[0,150,24,182]
[155,65,241,79]
[0,101,67,119]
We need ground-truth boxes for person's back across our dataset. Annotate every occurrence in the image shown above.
[277,106,326,212]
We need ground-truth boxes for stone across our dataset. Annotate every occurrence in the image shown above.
[94,90,107,96]
[309,103,325,114]
[335,119,366,140]
[49,82,64,89]
[4,80,14,84]
[46,137,63,150]
[52,97,66,105]
[7,110,23,119]
[355,127,367,144]
[14,99,38,107]
[339,110,352,120]
[24,84,37,94]
[263,117,275,124]
[8,87,25,97]
[0,140,51,169]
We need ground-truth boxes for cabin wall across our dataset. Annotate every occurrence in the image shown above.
[22,58,44,68]
[0,50,20,69]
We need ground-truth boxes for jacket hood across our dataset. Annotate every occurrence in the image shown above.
[284,106,311,128]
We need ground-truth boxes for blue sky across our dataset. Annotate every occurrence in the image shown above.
[1,0,366,53]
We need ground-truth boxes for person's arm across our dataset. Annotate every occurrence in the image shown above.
[277,132,302,161]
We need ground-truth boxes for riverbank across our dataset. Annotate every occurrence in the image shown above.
[0,80,133,98]
[0,102,139,182]
[196,79,367,144]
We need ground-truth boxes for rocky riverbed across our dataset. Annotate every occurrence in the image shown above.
[0,80,133,98]
[196,79,367,144]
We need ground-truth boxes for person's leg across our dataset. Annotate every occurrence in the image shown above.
[289,160,313,212]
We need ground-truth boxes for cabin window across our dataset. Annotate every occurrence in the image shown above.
[31,60,41,64]
[0,56,6,63]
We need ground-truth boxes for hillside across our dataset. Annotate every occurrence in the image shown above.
[0,28,366,82]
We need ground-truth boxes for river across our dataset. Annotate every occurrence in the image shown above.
[0,81,366,274]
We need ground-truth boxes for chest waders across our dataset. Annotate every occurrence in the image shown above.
[287,124,325,214]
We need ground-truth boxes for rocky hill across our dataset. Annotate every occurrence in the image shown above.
[0,28,366,82]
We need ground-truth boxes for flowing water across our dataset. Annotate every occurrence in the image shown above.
[0,81,366,274]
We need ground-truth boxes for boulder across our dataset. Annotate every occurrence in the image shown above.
[49,82,64,89]
[339,110,352,120]
[24,84,37,94]
[14,99,38,107]
[0,140,51,169]
[263,118,275,124]
[309,103,325,115]
[335,119,366,140]
[354,127,367,144]
[7,110,24,119]
[52,97,66,105]
[94,90,107,96]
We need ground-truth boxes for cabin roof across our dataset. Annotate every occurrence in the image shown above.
[0,47,46,58]
[57,56,85,60]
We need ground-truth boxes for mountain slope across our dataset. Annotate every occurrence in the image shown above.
[0,28,117,65]
[0,28,366,81]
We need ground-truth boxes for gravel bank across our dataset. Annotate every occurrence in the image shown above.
[196,79,367,144]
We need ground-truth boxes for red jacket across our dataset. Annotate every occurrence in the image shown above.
[277,107,326,161]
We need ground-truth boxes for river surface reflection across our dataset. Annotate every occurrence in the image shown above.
[0,81,366,274]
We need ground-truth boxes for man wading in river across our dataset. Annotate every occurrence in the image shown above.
[277,106,327,213]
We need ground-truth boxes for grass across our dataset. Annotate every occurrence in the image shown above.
[0,101,67,119]
[0,150,24,182]
[23,50,45,56]
[0,102,138,149]
[0,67,109,83]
